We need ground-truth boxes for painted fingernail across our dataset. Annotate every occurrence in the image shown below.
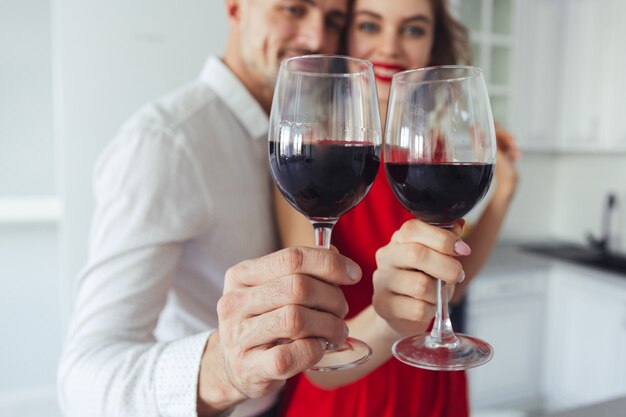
[346,261,361,282]
[458,270,466,283]
[454,240,472,256]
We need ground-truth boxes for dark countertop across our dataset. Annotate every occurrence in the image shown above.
[479,241,626,285]
[544,395,626,417]
[463,241,626,307]
[518,241,626,277]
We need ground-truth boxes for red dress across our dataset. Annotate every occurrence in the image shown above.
[279,162,469,417]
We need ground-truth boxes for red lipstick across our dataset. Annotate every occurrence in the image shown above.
[370,61,408,83]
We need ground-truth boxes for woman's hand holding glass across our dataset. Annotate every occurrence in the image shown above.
[372,219,468,339]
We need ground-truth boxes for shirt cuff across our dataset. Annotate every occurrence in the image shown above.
[155,330,213,417]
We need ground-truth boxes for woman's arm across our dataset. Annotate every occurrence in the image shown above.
[451,125,520,303]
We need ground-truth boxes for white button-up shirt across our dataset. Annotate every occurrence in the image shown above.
[59,56,279,417]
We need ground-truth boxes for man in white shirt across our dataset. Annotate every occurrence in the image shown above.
[58,1,354,416]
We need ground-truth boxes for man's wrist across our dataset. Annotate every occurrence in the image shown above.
[197,331,246,417]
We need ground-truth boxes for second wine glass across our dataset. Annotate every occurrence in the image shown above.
[268,55,381,371]
[385,66,496,370]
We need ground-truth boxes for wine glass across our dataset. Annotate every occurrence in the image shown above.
[384,66,495,370]
[268,55,381,371]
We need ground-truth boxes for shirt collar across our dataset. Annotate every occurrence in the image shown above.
[199,56,269,141]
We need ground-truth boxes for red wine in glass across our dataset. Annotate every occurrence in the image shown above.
[385,162,494,225]
[270,140,380,220]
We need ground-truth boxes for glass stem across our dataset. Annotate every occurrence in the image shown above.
[429,224,459,347]
[312,221,336,250]
[311,220,339,350]
[429,279,458,346]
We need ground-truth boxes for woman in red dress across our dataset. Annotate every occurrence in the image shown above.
[275,0,520,416]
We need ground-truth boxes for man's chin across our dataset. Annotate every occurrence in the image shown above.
[279,49,314,61]
[281,52,306,60]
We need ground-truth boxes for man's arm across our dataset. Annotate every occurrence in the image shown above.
[58,127,213,417]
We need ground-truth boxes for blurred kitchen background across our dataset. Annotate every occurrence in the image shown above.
[1,0,624,416]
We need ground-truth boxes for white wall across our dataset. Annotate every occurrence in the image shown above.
[0,0,62,413]
[0,224,61,392]
[551,154,626,252]
[0,0,55,195]
[498,153,558,241]
[0,0,230,414]
[496,152,626,254]
[54,0,229,307]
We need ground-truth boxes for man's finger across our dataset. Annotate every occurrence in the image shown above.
[225,247,361,290]
[252,338,327,380]
[238,305,348,348]
[232,274,348,318]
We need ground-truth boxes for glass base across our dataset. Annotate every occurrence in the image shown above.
[392,333,493,371]
[310,337,372,371]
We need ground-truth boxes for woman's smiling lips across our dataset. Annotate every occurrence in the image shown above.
[371,61,408,83]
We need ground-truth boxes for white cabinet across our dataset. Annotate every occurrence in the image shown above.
[457,0,518,131]
[605,0,626,150]
[516,0,626,152]
[464,249,626,413]
[509,0,562,151]
[457,0,563,151]
[466,268,548,408]
[543,265,626,410]
[465,0,626,152]
[557,0,605,149]
[556,0,626,152]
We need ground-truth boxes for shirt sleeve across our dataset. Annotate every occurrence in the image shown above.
[58,123,214,417]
